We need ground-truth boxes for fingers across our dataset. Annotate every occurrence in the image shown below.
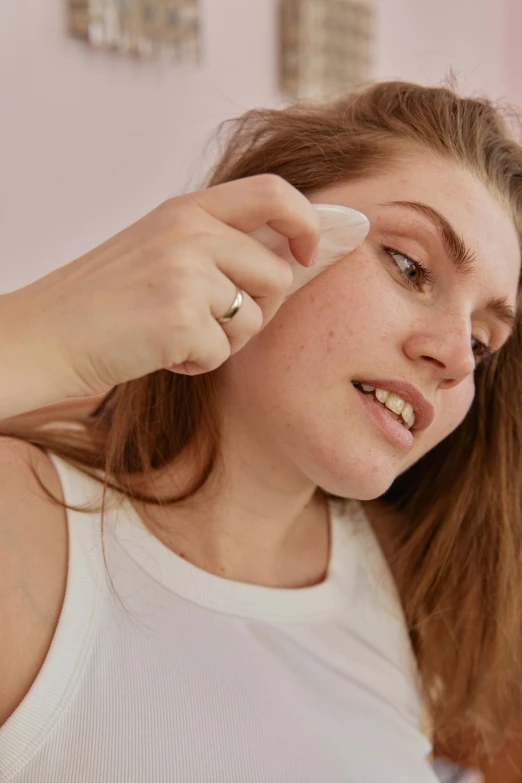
[211,278,264,349]
[166,307,231,375]
[166,269,266,376]
[190,260,269,350]
[193,175,320,267]
[154,175,321,379]
[198,232,295,327]
[192,232,293,300]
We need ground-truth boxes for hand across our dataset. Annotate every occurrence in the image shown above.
[3,175,320,405]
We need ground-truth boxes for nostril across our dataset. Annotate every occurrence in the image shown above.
[421,355,445,369]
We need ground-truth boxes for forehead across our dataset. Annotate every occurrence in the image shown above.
[313,152,521,301]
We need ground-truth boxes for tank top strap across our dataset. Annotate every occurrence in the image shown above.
[0,453,107,782]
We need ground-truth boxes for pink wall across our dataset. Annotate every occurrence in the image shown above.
[1,0,520,292]
[374,0,507,93]
[505,0,522,108]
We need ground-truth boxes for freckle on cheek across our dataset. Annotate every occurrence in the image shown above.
[329,330,335,338]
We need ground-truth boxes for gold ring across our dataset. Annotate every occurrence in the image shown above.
[216,287,243,325]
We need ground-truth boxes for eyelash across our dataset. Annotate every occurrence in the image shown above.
[383,246,435,290]
[383,246,494,367]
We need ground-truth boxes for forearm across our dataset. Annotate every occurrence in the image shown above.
[0,293,75,420]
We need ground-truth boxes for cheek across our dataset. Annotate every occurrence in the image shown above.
[269,252,394,360]
[229,249,401,396]
[414,381,475,462]
[437,382,475,435]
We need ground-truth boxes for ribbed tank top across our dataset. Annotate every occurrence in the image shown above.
[0,453,437,782]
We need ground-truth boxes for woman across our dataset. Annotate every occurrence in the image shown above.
[0,81,521,782]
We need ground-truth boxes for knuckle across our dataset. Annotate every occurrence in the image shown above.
[158,196,176,213]
[160,198,198,234]
[157,197,182,222]
[254,173,290,202]
[161,194,192,214]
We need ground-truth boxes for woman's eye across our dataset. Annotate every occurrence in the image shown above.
[384,247,495,369]
[385,248,434,291]
[471,337,493,367]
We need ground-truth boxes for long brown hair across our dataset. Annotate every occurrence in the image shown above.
[4,81,522,759]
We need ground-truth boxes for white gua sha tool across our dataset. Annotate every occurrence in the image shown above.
[249,203,370,299]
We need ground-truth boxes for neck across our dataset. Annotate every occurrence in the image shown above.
[361,498,402,576]
[130,430,331,589]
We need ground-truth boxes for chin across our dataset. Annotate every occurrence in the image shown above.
[318,474,396,502]
[297,446,402,501]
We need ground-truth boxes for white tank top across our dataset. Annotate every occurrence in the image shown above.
[0,453,437,783]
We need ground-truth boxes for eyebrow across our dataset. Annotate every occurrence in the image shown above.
[381,199,516,330]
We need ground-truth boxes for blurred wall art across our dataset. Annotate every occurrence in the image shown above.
[68,0,201,61]
[279,0,374,98]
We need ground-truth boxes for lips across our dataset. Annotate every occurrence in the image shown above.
[352,379,435,433]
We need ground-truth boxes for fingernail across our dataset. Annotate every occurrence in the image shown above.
[307,249,318,267]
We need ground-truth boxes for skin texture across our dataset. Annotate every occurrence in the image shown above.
[132,150,520,587]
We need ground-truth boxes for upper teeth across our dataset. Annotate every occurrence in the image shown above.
[360,384,416,429]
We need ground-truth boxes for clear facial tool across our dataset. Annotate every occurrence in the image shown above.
[250,204,370,299]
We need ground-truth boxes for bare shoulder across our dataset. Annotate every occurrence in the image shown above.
[0,437,68,727]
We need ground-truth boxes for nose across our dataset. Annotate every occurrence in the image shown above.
[402,311,477,388]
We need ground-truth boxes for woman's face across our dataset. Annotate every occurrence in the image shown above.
[220,152,521,499]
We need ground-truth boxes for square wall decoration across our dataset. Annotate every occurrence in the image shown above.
[68,0,202,62]
[279,0,374,99]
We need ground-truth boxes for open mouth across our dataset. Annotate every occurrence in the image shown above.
[352,382,415,430]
